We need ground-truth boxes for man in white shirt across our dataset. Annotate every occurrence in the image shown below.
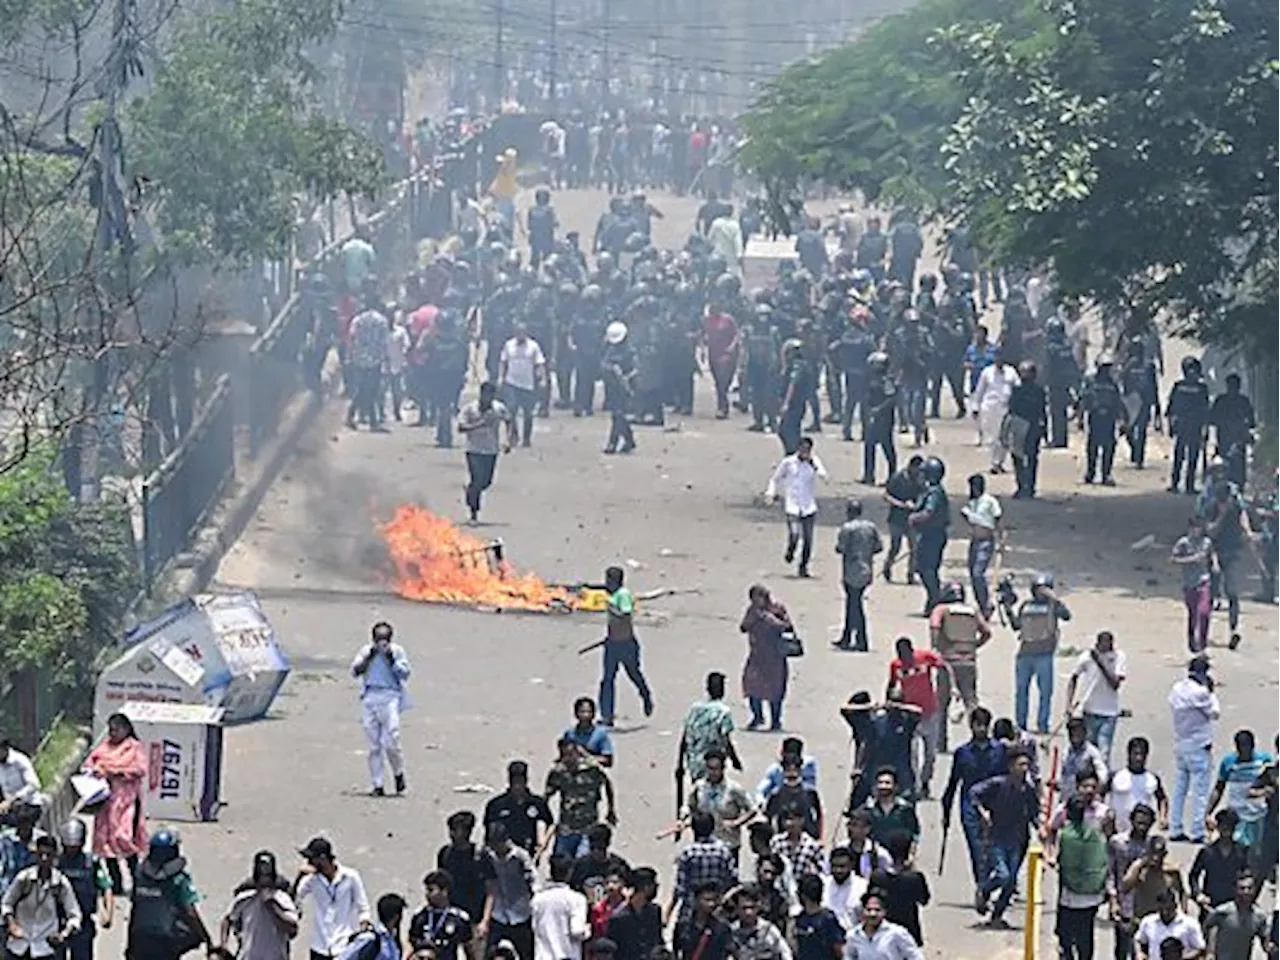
[960,472,1004,618]
[1167,656,1220,843]
[293,837,372,958]
[707,209,744,279]
[498,322,547,448]
[351,622,412,797]
[0,740,44,826]
[1,835,80,959]
[822,846,868,933]
[1134,889,1205,959]
[530,854,589,960]
[383,315,412,423]
[1066,630,1127,766]
[969,349,1020,471]
[765,436,828,578]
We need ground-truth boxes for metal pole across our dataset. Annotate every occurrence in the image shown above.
[549,0,558,113]
[494,0,505,110]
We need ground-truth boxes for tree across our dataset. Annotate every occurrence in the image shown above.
[127,0,387,265]
[937,0,1278,357]
[739,0,1049,224]
[0,446,139,698]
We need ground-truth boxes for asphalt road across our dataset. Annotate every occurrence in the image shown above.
[95,188,1277,960]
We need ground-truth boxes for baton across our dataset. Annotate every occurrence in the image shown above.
[576,638,606,655]
[938,820,950,875]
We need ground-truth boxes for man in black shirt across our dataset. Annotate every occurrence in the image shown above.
[606,867,663,960]
[881,456,923,584]
[436,810,495,924]
[410,870,475,960]
[1008,361,1047,500]
[568,824,632,901]
[484,761,555,857]
[1188,808,1249,910]
[674,881,734,960]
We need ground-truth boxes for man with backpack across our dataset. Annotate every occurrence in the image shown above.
[1051,796,1108,960]
[338,893,408,960]
[126,830,211,960]
[1,833,81,959]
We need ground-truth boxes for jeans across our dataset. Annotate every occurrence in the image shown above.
[1084,713,1118,767]
[553,832,589,858]
[842,373,867,439]
[785,513,816,573]
[599,639,653,723]
[748,696,783,730]
[902,383,926,442]
[981,840,1026,919]
[1183,583,1211,652]
[346,365,382,427]
[968,537,996,614]
[503,384,536,445]
[465,452,498,518]
[914,711,940,791]
[862,433,897,483]
[884,520,915,581]
[1171,742,1213,840]
[960,803,987,886]
[839,582,868,649]
[1056,904,1098,960]
[1014,651,1055,732]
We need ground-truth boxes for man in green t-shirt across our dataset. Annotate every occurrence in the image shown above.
[598,565,653,726]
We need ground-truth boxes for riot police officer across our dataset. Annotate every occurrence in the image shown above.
[909,456,951,613]
[832,306,875,442]
[1165,355,1211,494]
[861,352,898,485]
[1121,335,1159,467]
[745,305,781,433]
[1080,359,1123,485]
[1044,317,1081,448]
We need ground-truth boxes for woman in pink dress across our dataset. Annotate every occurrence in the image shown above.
[740,584,794,732]
[85,712,148,893]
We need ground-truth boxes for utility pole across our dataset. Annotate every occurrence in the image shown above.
[549,0,558,113]
[600,0,611,107]
[494,0,505,110]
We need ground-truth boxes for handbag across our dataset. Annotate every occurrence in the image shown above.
[780,628,805,658]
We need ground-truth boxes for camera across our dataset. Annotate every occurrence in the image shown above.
[996,573,1019,623]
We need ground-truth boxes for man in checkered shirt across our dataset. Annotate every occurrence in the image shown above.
[770,803,827,878]
[666,810,738,925]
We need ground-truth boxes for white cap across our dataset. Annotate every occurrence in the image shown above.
[605,321,628,345]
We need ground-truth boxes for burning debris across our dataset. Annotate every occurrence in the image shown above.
[380,505,585,611]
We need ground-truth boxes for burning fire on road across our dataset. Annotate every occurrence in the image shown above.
[380,504,591,612]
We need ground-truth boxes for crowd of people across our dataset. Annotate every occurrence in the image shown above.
[0,108,1274,960]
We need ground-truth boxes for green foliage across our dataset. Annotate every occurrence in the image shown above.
[939,0,1278,357]
[740,0,1050,223]
[0,449,139,688]
[127,0,387,264]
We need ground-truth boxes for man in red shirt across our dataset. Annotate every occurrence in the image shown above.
[885,635,949,800]
[701,308,740,418]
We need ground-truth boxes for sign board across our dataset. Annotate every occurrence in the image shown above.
[100,592,290,733]
[120,701,225,823]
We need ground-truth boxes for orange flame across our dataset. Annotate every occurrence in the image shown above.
[380,504,578,611]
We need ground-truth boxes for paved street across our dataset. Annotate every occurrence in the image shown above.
[98,188,1277,959]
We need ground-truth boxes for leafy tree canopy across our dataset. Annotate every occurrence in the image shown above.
[127,0,387,265]
[938,0,1278,358]
[740,0,1050,218]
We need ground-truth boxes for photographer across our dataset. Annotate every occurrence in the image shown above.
[351,623,413,797]
[1007,573,1072,735]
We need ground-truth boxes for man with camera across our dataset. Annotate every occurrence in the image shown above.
[351,622,413,797]
[1005,573,1073,735]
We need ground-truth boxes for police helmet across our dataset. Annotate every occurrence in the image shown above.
[1031,572,1055,590]
[1045,317,1065,338]
[534,187,551,205]
[1181,356,1202,376]
[940,581,966,604]
[605,321,628,345]
[754,303,774,320]
[59,819,87,848]
[150,829,181,862]
[921,456,946,483]
[868,351,889,371]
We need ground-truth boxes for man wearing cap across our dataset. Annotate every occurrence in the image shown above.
[294,837,372,959]
[601,322,636,454]
[834,497,882,651]
[351,622,412,797]
[1167,657,1221,843]
[222,851,299,959]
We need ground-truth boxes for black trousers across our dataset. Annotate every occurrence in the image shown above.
[1055,903,1098,960]
[465,452,498,515]
[489,919,534,960]
[840,582,868,649]
[1086,422,1116,480]
[1171,431,1203,490]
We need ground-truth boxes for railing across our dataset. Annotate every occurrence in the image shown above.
[140,374,236,591]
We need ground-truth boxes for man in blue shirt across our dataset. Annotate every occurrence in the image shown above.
[970,748,1040,928]
[756,737,819,806]
[351,621,413,796]
[941,707,1007,896]
[563,697,614,767]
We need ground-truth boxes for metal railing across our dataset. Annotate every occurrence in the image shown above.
[140,374,235,590]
